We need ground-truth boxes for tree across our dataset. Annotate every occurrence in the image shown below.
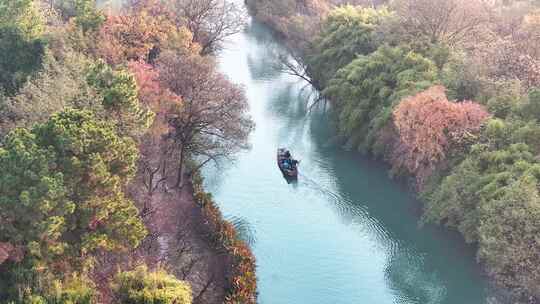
[323,45,438,153]
[87,60,155,138]
[128,60,178,111]
[2,49,98,135]
[96,9,174,65]
[391,86,489,187]
[72,0,105,33]
[308,5,391,87]
[0,0,44,39]
[482,39,540,90]
[0,27,46,96]
[112,265,192,304]
[423,119,538,235]
[391,0,492,47]
[0,0,46,95]
[477,174,540,298]
[169,0,246,55]
[157,51,254,186]
[0,109,147,299]
[521,88,540,120]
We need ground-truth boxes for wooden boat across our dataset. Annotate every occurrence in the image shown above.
[277,148,299,178]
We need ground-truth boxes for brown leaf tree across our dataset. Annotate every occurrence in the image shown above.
[157,51,254,187]
[391,86,490,188]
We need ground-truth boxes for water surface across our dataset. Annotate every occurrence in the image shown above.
[204,18,489,304]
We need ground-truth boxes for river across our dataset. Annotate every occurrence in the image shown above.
[202,15,492,304]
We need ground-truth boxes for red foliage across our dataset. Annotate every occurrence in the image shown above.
[0,242,13,265]
[391,86,490,187]
[0,242,23,265]
[127,60,179,109]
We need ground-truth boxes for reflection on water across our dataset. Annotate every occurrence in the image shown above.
[204,19,489,304]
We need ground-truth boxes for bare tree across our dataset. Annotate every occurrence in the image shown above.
[169,0,246,55]
[392,0,493,47]
[157,51,254,187]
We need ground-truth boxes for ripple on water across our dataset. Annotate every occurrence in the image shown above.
[205,16,490,304]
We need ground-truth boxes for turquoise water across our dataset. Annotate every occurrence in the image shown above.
[204,18,490,304]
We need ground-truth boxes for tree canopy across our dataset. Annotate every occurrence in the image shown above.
[323,45,438,152]
[391,86,489,187]
[0,109,146,298]
[308,6,391,86]
[158,50,254,186]
[0,0,46,95]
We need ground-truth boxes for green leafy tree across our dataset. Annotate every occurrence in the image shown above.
[73,0,105,33]
[520,87,540,121]
[424,120,537,241]
[2,49,99,135]
[112,265,192,304]
[0,0,43,38]
[0,109,147,299]
[477,174,540,297]
[0,0,46,95]
[323,45,438,152]
[308,5,391,87]
[87,60,155,138]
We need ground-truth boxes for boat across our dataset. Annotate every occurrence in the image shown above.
[277,148,299,178]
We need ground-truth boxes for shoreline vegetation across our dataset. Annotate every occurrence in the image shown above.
[245,0,540,302]
[0,0,256,303]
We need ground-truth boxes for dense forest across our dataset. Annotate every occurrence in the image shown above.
[0,0,256,303]
[246,0,540,302]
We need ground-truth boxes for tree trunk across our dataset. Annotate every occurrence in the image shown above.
[175,146,186,188]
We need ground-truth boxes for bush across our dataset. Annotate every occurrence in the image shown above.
[308,5,391,87]
[323,45,438,153]
[112,265,192,304]
[477,175,540,298]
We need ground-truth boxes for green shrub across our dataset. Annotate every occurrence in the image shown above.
[112,265,192,304]
[308,5,391,87]
[323,45,438,153]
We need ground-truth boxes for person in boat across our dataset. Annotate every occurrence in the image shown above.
[284,150,290,158]
[282,158,291,170]
[283,158,298,170]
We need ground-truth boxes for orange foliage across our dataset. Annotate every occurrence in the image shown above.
[391,86,490,187]
[193,177,257,304]
[96,10,174,65]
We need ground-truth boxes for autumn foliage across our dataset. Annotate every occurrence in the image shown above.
[391,86,490,187]
[96,10,173,65]
[127,60,180,112]
[192,175,257,304]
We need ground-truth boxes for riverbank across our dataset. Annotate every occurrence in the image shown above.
[202,14,492,304]
[115,124,257,304]
[244,0,540,302]
[87,130,251,302]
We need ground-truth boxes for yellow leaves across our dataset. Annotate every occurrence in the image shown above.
[163,26,202,55]
[0,0,44,39]
[112,265,193,304]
